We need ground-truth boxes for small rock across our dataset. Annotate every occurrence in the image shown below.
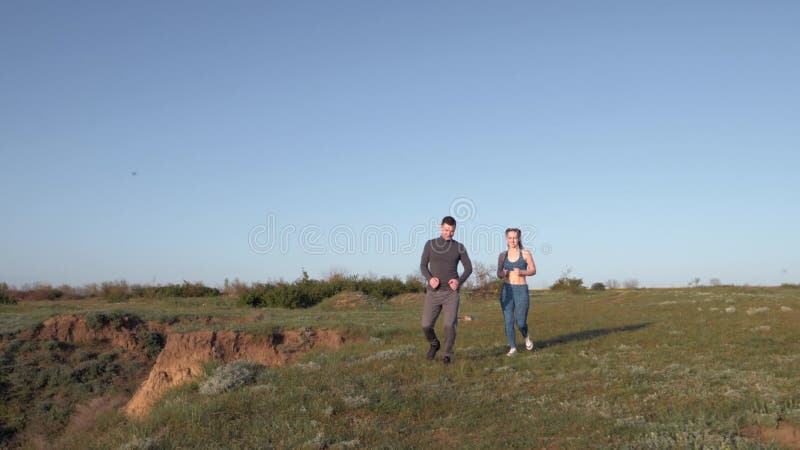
[331,439,361,449]
[342,395,370,408]
[296,361,320,371]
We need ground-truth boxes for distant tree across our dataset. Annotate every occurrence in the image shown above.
[622,278,639,289]
[709,278,721,286]
[551,268,585,294]
[590,282,606,291]
[467,262,500,296]
[606,279,620,289]
[689,277,701,288]
[0,282,16,304]
[551,277,585,293]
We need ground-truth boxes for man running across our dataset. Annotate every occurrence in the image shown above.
[420,215,473,365]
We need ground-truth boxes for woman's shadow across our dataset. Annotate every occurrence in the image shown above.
[533,322,651,350]
[465,322,652,359]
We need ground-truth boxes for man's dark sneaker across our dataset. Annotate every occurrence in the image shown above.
[426,341,441,360]
[442,356,452,365]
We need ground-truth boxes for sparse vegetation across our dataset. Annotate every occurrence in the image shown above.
[2,284,800,448]
[131,281,221,299]
[623,278,640,289]
[240,271,423,308]
[466,262,502,297]
[198,361,268,395]
[12,284,66,301]
[101,281,131,301]
[137,330,166,358]
[222,277,249,297]
[0,283,15,305]
[85,312,130,330]
[1,280,223,303]
[0,324,156,446]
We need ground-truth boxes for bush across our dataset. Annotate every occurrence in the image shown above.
[550,277,585,294]
[131,281,221,299]
[0,328,149,443]
[240,272,423,309]
[241,282,321,308]
[0,283,16,305]
[223,278,249,297]
[590,282,606,291]
[85,312,140,331]
[101,281,131,301]
[14,284,63,301]
[404,274,425,293]
[106,291,132,302]
[466,262,502,297]
[56,284,85,300]
[199,361,266,395]
[138,330,166,358]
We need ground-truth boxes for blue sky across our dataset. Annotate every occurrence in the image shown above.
[1,1,798,289]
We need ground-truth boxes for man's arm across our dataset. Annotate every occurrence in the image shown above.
[457,244,473,286]
[420,241,433,281]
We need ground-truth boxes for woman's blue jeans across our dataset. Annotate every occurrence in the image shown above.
[500,283,529,348]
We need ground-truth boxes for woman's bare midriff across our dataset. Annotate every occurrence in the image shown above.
[505,272,527,285]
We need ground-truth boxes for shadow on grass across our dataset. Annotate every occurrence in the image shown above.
[464,322,652,359]
[534,322,651,350]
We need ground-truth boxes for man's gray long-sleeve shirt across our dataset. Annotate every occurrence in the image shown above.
[420,237,472,289]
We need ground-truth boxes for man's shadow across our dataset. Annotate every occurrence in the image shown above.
[464,322,651,359]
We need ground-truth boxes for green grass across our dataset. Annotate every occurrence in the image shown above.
[3,287,799,448]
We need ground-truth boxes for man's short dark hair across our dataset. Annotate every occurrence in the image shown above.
[441,216,456,227]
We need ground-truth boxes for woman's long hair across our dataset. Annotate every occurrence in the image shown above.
[505,228,523,250]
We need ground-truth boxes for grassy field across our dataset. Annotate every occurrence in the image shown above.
[2,286,799,449]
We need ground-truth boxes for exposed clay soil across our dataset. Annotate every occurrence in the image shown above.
[388,293,424,305]
[124,327,346,417]
[37,314,143,351]
[2,312,352,448]
[325,291,378,308]
[741,422,800,449]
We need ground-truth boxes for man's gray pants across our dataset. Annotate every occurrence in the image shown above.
[421,288,460,358]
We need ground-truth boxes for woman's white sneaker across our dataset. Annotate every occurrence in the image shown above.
[506,348,518,356]
[525,336,534,351]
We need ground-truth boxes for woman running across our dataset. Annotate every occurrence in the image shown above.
[497,227,537,356]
